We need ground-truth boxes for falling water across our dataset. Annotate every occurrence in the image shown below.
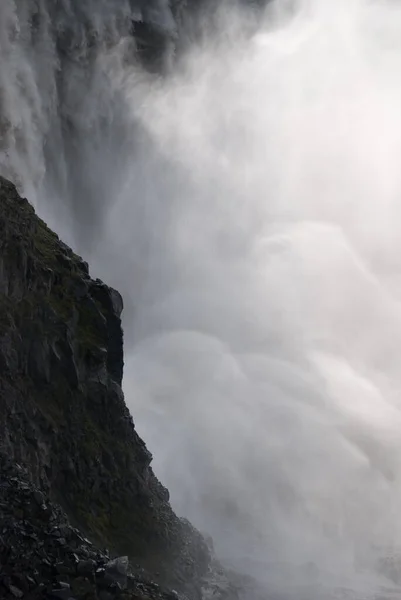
[3,0,401,598]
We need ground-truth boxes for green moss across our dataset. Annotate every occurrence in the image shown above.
[31,379,68,425]
[2,185,105,352]
[33,216,87,278]
[33,220,60,266]
[77,303,104,349]
[47,283,75,321]
[86,507,111,541]
[81,414,105,454]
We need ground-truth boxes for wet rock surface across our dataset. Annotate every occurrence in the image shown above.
[0,177,239,600]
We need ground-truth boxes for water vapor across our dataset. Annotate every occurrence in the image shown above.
[4,0,401,597]
[120,2,401,597]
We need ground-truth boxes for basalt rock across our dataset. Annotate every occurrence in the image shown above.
[0,454,189,600]
[0,176,238,600]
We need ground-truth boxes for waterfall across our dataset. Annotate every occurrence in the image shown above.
[3,0,401,598]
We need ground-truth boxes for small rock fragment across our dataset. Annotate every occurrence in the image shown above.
[49,589,72,600]
[8,585,23,598]
[104,556,128,589]
[33,490,45,505]
[77,559,95,575]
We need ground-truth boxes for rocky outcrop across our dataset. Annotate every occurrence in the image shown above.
[0,454,181,600]
[0,176,238,600]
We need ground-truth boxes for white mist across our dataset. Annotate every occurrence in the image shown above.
[3,0,401,598]
[121,2,401,597]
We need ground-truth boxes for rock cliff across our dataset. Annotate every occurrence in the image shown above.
[0,176,237,600]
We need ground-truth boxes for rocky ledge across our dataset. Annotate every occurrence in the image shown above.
[0,177,238,600]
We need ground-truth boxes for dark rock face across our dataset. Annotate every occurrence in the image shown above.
[0,454,185,600]
[0,176,237,599]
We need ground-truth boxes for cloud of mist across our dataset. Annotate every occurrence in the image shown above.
[4,0,401,597]
[113,1,401,597]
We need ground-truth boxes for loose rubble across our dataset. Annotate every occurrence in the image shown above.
[0,455,185,600]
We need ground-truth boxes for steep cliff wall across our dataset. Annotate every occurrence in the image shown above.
[0,176,237,599]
